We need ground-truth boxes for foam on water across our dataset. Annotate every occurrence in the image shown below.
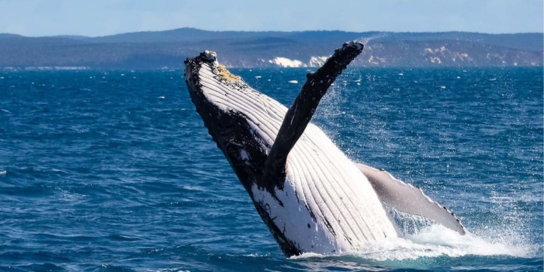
[292,221,534,263]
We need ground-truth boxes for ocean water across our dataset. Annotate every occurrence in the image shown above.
[0,67,542,272]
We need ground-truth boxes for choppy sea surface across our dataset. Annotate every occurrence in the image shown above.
[0,67,542,272]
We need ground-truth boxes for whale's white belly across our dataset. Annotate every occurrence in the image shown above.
[252,123,398,253]
[197,61,397,253]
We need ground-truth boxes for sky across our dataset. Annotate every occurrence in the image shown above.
[0,0,542,37]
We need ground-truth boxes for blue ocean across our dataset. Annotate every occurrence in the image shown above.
[0,67,542,271]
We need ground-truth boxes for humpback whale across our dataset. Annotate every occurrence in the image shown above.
[184,41,466,257]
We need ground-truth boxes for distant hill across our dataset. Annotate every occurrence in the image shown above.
[0,28,542,69]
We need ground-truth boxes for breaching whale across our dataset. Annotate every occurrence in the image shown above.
[184,41,466,257]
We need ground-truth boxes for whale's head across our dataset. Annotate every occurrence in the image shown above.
[184,51,278,191]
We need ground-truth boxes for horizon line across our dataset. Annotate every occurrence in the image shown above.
[2,27,543,38]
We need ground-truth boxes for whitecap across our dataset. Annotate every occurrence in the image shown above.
[52,168,67,174]
[245,253,270,257]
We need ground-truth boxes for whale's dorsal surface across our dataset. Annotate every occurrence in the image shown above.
[184,42,465,257]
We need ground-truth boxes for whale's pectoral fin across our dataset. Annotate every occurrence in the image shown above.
[261,41,365,190]
[356,163,467,235]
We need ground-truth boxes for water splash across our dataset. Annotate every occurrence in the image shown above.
[356,33,389,45]
[292,223,535,264]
